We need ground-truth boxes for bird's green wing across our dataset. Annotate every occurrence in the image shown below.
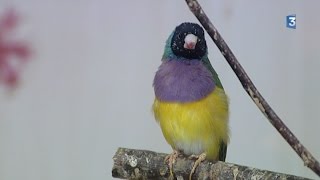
[202,57,224,89]
[202,57,228,161]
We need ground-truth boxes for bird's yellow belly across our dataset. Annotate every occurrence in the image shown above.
[153,87,229,160]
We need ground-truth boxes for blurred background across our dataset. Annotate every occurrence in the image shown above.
[0,0,319,179]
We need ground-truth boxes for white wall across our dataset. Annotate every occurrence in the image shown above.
[0,0,319,179]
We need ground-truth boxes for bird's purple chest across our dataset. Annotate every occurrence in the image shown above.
[153,60,215,102]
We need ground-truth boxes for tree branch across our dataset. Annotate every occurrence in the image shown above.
[112,147,310,180]
[184,0,320,177]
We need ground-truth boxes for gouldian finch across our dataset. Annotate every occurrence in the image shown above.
[153,22,229,179]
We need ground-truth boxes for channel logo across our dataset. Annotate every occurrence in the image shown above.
[286,14,296,29]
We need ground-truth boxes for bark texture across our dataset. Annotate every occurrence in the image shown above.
[112,147,310,180]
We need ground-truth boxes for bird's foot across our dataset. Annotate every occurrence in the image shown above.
[165,150,181,179]
[188,153,206,180]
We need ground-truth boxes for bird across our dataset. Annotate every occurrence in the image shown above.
[152,22,229,179]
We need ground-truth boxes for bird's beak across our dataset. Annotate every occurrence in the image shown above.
[184,34,198,50]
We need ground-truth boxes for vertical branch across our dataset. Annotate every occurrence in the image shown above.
[184,0,320,176]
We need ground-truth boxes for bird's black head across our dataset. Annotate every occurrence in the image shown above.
[171,22,207,59]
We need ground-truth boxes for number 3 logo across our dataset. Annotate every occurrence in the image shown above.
[286,15,296,29]
[288,17,296,26]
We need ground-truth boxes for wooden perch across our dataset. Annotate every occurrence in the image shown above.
[112,147,310,180]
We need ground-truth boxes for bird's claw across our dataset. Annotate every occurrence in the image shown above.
[189,153,206,180]
[165,150,180,179]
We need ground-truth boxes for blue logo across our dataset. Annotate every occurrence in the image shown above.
[286,14,296,29]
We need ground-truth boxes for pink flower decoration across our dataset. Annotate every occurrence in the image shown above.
[0,9,31,89]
